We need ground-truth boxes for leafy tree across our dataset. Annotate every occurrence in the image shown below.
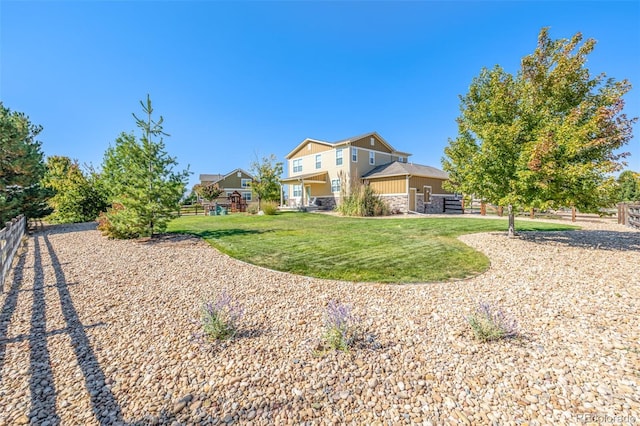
[250,154,283,208]
[198,183,224,203]
[0,103,52,223]
[443,28,636,236]
[99,96,189,238]
[43,156,108,223]
[617,170,640,202]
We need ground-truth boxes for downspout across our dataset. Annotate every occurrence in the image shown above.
[406,175,410,213]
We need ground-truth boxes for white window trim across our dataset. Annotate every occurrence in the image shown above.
[352,147,358,163]
[241,178,251,188]
[292,184,302,197]
[336,148,343,166]
[315,154,321,169]
[331,179,341,193]
[293,159,303,173]
[242,192,252,201]
[369,151,375,165]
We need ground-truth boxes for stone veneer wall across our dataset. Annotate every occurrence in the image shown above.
[424,195,446,214]
[380,195,409,213]
[315,196,339,210]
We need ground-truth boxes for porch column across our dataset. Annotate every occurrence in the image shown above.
[301,178,305,206]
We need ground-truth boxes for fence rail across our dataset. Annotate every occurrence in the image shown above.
[0,215,26,292]
[618,203,640,230]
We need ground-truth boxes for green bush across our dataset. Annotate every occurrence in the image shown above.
[337,183,389,217]
[261,201,278,215]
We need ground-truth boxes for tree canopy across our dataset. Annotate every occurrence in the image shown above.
[43,156,108,223]
[0,103,52,223]
[442,28,636,236]
[98,96,189,238]
[250,154,283,207]
[617,170,640,202]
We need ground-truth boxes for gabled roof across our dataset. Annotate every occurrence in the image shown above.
[199,168,254,184]
[220,168,255,181]
[285,131,411,159]
[199,174,224,182]
[285,138,334,159]
[362,161,449,180]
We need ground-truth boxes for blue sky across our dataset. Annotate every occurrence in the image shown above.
[2,1,639,190]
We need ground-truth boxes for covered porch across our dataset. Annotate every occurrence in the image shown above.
[280,172,329,208]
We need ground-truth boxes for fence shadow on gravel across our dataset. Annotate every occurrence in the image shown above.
[42,234,126,425]
[518,230,640,252]
[0,242,27,385]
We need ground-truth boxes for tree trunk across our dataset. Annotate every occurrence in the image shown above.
[530,207,535,219]
[507,204,516,238]
[497,206,503,217]
[571,206,576,222]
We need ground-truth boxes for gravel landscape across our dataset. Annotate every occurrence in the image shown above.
[0,217,638,425]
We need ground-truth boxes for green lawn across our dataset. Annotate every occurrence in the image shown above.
[167,213,577,283]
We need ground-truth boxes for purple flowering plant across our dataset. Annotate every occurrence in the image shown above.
[323,300,359,351]
[466,302,518,342]
[201,289,244,340]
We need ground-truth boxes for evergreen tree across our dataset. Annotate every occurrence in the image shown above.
[0,103,52,223]
[99,96,189,238]
[617,170,640,202]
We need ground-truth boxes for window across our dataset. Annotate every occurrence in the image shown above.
[370,137,375,146]
[336,148,343,166]
[369,151,375,165]
[424,186,432,203]
[398,156,405,163]
[293,159,302,173]
[307,143,311,150]
[242,192,252,201]
[237,171,242,177]
[331,179,341,192]
[241,178,251,188]
[226,192,233,198]
[315,154,322,169]
[352,148,358,163]
[293,185,302,197]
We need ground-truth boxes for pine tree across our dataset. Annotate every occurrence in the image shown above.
[0,103,52,223]
[99,96,189,238]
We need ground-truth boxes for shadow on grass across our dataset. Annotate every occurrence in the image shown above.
[518,230,640,251]
[188,228,269,240]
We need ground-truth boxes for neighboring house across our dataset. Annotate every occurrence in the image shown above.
[281,131,454,213]
[198,169,255,204]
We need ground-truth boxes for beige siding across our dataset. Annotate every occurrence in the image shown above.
[351,135,392,154]
[289,142,332,159]
[368,177,407,194]
[409,177,451,194]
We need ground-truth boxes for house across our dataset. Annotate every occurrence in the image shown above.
[281,131,454,213]
[198,168,255,204]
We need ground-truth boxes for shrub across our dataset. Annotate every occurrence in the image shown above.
[337,182,389,217]
[247,203,259,215]
[466,302,518,342]
[261,201,278,215]
[201,290,244,340]
[97,203,144,239]
[322,300,359,351]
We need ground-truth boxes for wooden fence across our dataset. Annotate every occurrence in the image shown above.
[0,215,26,292]
[618,203,640,230]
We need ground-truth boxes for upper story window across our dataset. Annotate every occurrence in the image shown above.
[370,137,375,146]
[293,158,302,173]
[369,151,375,165]
[315,154,321,169]
[307,143,312,150]
[398,156,405,163]
[241,178,251,188]
[336,148,343,166]
[352,148,358,163]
